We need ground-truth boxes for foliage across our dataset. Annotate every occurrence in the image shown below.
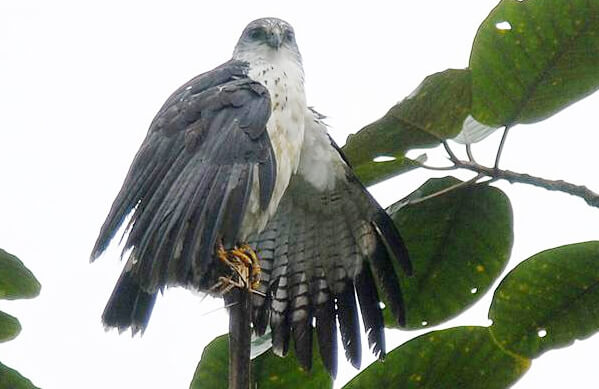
[0,249,41,389]
[388,177,513,329]
[193,0,599,387]
[344,327,529,389]
[0,363,40,389]
[190,335,332,388]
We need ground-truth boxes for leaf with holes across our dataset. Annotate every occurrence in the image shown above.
[342,69,471,186]
[0,249,40,300]
[0,311,21,343]
[470,0,599,126]
[190,335,332,388]
[343,326,530,389]
[386,177,513,329]
[489,241,599,358]
[0,362,40,389]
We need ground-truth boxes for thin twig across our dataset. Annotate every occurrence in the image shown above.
[418,163,458,171]
[442,140,459,163]
[455,160,599,208]
[494,126,510,169]
[409,128,599,209]
[388,174,483,213]
[466,144,476,163]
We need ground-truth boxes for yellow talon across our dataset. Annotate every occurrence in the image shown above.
[213,241,262,293]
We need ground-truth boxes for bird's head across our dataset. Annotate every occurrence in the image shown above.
[233,18,302,64]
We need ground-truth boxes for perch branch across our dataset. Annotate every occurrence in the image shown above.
[225,288,252,389]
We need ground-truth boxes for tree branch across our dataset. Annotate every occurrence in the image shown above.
[413,137,599,209]
[225,288,252,389]
[455,160,599,208]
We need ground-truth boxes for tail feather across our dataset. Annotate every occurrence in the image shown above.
[336,282,361,369]
[102,270,157,335]
[354,264,385,359]
[314,297,337,377]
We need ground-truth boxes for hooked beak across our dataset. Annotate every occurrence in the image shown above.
[266,28,282,49]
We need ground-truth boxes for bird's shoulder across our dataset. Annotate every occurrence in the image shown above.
[148,59,272,142]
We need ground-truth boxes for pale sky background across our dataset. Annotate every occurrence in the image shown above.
[2,1,599,388]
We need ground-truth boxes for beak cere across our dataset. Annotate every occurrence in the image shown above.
[267,28,282,49]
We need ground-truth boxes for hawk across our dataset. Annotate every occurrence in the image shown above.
[91,17,412,377]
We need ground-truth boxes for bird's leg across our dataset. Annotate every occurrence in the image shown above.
[213,241,261,293]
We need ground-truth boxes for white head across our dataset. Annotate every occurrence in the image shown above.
[232,18,302,66]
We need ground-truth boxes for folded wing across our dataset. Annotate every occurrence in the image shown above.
[91,60,276,332]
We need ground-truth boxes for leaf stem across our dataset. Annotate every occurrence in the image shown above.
[442,140,459,163]
[395,174,483,209]
[494,126,510,169]
[466,144,476,163]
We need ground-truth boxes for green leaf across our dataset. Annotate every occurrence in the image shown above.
[252,340,332,388]
[343,326,530,389]
[470,0,599,126]
[489,241,599,359]
[0,311,21,343]
[352,156,419,187]
[0,249,40,300]
[0,362,40,389]
[388,177,513,329]
[342,69,471,185]
[190,334,228,388]
[190,335,332,389]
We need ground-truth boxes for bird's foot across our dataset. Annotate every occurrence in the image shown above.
[212,242,261,294]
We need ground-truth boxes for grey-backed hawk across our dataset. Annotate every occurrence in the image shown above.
[91,17,412,376]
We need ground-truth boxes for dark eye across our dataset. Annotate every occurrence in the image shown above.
[249,27,266,41]
[284,30,295,42]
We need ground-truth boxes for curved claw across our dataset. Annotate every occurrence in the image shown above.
[213,242,262,293]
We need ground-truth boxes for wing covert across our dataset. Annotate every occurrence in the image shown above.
[92,61,276,293]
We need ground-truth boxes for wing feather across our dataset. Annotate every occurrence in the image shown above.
[93,60,276,332]
[250,109,411,374]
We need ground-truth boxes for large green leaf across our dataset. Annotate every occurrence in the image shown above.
[0,249,40,300]
[342,69,471,186]
[352,156,419,188]
[0,362,40,389]
[252,340,332,388]
[489,241,599,358]
[0,311,21,343]
[190,334,229,388]
[388,177,513,329]
[343,326,530,389]
[190,335,332,389]
[470,0,599,126]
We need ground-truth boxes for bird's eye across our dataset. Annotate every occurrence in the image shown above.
[249,27,266,41]
[284,30,295,42]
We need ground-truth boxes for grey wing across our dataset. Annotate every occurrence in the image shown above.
[249,110,411,376]
[92,60,276,326]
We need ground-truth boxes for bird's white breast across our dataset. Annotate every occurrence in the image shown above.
[239,55,306,239]
[297,111,346,192]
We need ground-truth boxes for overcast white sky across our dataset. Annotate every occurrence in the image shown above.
[2,1,599,388]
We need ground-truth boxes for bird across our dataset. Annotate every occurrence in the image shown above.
[91,17,412,378]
